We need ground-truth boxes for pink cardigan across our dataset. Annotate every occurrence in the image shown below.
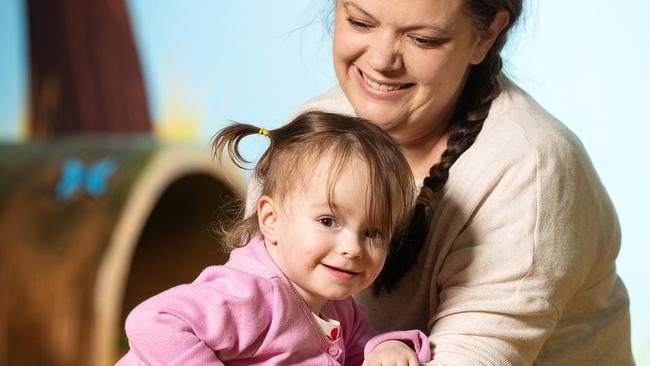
[116,237,430,365]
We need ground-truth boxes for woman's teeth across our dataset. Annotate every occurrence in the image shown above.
[362,72,405,92]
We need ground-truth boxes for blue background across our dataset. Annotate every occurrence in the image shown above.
[1,0,648,362]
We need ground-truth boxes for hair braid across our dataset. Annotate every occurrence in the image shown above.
[373,1,521,294]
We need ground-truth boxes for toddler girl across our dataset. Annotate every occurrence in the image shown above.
[116,111,431,365]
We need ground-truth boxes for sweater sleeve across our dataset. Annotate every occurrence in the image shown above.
[424,120,615,365]
[342,298,431,364]
[340,298,377,365]
[122,269,276,365]
[365,330,432,364]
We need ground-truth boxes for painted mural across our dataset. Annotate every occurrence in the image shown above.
[0,1,245,364]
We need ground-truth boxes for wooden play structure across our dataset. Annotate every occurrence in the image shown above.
[0,1,252,364]
[0,137,245,365]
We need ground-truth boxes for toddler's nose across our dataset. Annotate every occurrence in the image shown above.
[339,234,363,260]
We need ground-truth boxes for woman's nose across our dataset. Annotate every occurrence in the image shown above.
[366,32,402,72]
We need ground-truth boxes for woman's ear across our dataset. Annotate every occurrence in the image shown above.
[258,195,279,244]
[470,9,510,65]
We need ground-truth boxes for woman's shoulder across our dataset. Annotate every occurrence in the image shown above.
[287,85,355,121]
[452,77,612,228]
[478,77,589,167]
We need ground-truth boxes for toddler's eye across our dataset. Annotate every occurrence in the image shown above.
[364,229,383,239]
[318,217,337,228]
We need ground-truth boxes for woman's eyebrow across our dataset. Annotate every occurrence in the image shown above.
[342,1,377,22]
[403,23,448,34]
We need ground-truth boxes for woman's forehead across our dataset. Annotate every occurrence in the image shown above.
[338,0,468,30]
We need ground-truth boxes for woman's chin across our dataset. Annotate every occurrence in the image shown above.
[354,108,404,133]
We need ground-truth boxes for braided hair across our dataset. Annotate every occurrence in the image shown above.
[373,0,523,294]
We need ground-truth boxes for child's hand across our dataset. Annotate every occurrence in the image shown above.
[362,340,421,366]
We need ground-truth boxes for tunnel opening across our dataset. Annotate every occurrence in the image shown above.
[116,173,242,356]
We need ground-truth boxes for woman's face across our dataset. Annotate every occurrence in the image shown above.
[333,0,487,144]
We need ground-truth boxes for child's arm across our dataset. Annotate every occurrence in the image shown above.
[363,331,431,365]
[344,298,431,365]
[120,270,275,365]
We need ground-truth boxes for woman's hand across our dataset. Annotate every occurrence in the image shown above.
[362,340,421,366]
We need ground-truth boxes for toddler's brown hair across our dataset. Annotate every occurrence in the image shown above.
[212,111,415,251]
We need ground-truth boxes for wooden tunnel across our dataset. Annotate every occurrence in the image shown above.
[0,136,246,366]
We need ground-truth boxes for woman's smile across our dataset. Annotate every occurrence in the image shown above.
[354,65,414,97]
[333,0,482,144]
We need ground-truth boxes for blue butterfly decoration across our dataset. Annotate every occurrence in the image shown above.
[55,156,118,200]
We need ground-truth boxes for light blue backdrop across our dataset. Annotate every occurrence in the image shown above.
[1,0,648,362]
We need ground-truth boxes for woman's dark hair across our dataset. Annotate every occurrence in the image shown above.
[373,0,524,294]
[211,111,415,252]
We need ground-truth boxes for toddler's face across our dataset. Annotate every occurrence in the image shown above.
[262,155,388,313]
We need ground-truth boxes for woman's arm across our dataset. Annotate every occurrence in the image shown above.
[424,120,624,364]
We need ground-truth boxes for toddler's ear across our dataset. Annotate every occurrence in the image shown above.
[258,195,279,244]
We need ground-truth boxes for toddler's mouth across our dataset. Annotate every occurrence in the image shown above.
[322,263,359,276]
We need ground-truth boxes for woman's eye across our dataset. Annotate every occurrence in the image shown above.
[347,17,372,30]
[318,217,336,228]
[410,36,443,48]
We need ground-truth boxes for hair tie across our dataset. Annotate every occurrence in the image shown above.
[258,128,269,136]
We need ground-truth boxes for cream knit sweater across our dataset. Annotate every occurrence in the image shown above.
[246,79,634,365]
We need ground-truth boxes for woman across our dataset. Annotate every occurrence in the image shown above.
[251,0,634,364]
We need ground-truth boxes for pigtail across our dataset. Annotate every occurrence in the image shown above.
[211,123,273,250]
[211,123,269,170]
[373,1,522,294]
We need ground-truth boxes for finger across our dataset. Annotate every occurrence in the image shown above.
[410,354,420,366]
